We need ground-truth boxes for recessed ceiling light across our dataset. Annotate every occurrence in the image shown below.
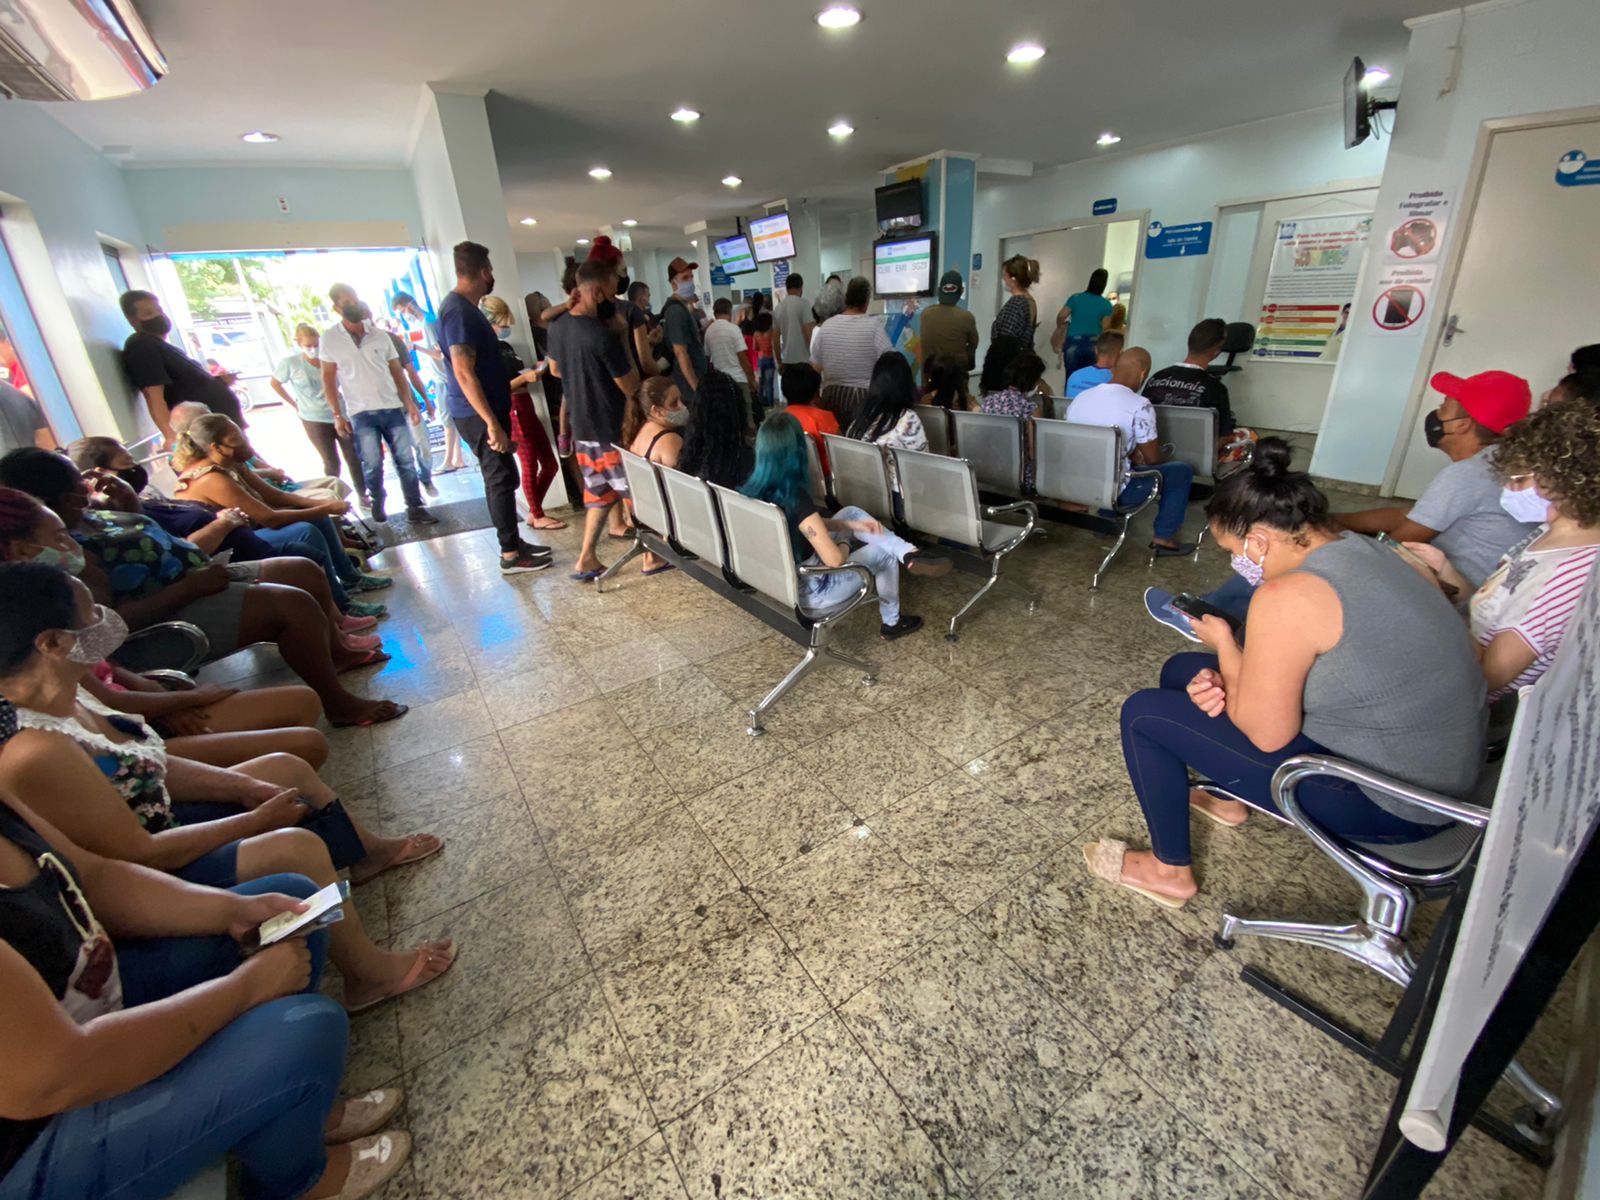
[588,166,612,179]
[691,239,699,248]
[576,238,591,246]
[622,219,638,227]
[240,130,280,144]
[519,217,538,226]
[1006,42,1046,64]
[828,121,854,138]
[722,175,743,188]
[1096,132,1121,147]
[1361,65,1392,87]
[816,5,860,29]
[671,107,700,123]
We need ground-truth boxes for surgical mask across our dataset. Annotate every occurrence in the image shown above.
[660,407,689,428]
[63,606,128,665]
[676,280,696,299]
[596,299,617,323]
[495,327,512,341]
[339,303,364,323]
[1230,537,1266,587]
[116,464,149,493]
[1500,484,1552,525]
[140,315,172,338]
[29,542,87,577]
[300,344,318,358]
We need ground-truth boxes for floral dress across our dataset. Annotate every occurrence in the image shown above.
[74,510,210,604]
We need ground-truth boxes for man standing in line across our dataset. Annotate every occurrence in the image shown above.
[704,298,759,428]
[547,260,640,581]
[393,290,468,474]
[437,241,553,575]
[119,290,246,445]
[319,283,436,526]
[917,270,979,373]
[659,256,708,402]
[808,276,891,416]
[369,304,441,500]
[773,272,814,374]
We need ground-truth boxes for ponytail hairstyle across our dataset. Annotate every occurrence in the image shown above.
[1204,437,1330,541]
[1002,255,1040,289]
[172,413,239,471]
[623,376,681,447]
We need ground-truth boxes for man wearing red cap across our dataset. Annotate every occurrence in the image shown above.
[1337,370,1538,587]
[659,256,708,401]
[585,237,654,381]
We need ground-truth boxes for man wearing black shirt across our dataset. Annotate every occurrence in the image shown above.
[119,290,245,444]
[1142,318,1236,436]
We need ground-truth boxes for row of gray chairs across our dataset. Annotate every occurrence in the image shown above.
[605,448,880,735]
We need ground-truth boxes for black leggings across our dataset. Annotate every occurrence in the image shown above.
[300,419,364,497]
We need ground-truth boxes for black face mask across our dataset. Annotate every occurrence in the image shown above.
[339,303,363,324]
[140,315,172,338]
[1423,409,1447,449]
[596,299,617,322]
[483,273,496,295]
[615,273,631,294]
[116,464,149,493]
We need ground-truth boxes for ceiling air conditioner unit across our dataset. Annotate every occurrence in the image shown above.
[0,0,166,102]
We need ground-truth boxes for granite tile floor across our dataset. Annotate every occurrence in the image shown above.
[205,494,1565,1200]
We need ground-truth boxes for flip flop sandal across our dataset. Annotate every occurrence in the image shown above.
[325,1089,404,1145]
[1189,792,1249,828]
[350,833,444,886]
[330,700,410,728]
[1149,542,1198,558]
[330,1131,412,1200]
[607,531,634,541]
[569,567,605,582]
[335,648,391,673]
[346,941,458,1015]
[527,516,568,530]
[1082,839,1189,909]
[339,632,383,653]
[339,613,379,633]
[641,562,676,576]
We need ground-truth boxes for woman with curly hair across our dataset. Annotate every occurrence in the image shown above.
[1407,400,1600,699]
[677,370,754,488]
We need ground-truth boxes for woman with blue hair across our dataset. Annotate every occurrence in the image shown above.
[741,412,950,641]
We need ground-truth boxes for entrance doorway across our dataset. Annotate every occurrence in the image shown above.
[1391,111,1600,497]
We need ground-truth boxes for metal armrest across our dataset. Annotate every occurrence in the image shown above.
[114,621,211,675]
[142,669,197,691]
[1115,466,1163,516]
[1275,754,1491,829]
[983,499,1038,520]
[797,561,873,593]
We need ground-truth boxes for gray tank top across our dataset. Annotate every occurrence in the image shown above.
[1294,534,1487,819]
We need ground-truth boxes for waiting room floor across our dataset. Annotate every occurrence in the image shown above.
[202,447,1569,1198]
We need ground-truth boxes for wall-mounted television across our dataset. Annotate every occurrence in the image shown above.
[875,179,923,231]
[1343,57,1371,149]
[749,212,795,262]
[873,233,937,297]
[713,234,758,275]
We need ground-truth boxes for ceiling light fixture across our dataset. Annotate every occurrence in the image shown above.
[1096,131,1121,147]
[690,239,699,247]
[576,238,591,245]
[828,121,854,138]
[815,5,860,29]
[722,175,742,188]
[622,219,638,227]
[670,107,701,123]
[240,130,280,144]
[1006,42,1046,64]
[588,166,612,179]
[519,217,538,226]
[1361,65,1392,87]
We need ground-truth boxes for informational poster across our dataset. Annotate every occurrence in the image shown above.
[770,259,790,294]
[1401,558,1600,1150]
[1254,213,1373,361]
[1369,187,1453,338]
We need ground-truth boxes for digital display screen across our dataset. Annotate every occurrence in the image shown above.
[873,235,936,297]
[750,212,796,262]
[714,235,758,275]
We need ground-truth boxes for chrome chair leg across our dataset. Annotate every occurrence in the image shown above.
[747,648,820,736]
[1091,515,1131,591]
[1503,1059,1565,1130]
[822,644,878,683]
[946,571,1002,641]
[595,536,646,592]
[1216,914,1416,988]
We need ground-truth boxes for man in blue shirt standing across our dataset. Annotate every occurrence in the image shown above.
[436,240,552,574]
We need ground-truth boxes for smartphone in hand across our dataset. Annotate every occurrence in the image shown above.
[1170,593,1244,637]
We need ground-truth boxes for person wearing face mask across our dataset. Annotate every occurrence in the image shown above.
[659,256,709,403]
[118,290,245,447]
[585,237,655,383]
[1337,371,1536,589]
[1083,438,1487,908]
[369,304,440,503]
[622,377,687,576]
[269,324,365,505]
[480,295,564,532]
[1403,400,1600,700]
[318,284,436,527]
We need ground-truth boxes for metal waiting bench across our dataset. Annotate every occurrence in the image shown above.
[601,450,879,734]
[1032,418,1163,590]
[822,434,1038,640]
[913,404,953,456]
[947,409,1026,495]
[1152,403,1255,486]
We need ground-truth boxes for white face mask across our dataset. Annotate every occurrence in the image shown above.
[1500,483,1552,525]
[676,280,696,299]
[659,406,689,428]
[63,605,129,665]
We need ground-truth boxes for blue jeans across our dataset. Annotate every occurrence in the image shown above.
[757,356,776,411]
[1065,334,1098,373]
[401,415,433,487]
[1120,653,1444,867]
[258,515,360,608]
[1116,460,1193,541]
[351,408,423,510]
[0,874,346,1200]
[798,505,917,625]
[1203,573,1257,622]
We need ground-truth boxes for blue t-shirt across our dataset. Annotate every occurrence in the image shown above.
[1063,292,1113,339]
[1065,364,1112,399]
[437,291,510,422]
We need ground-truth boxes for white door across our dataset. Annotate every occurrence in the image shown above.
[1393,117,1600,497]
[1226,188,1378,434]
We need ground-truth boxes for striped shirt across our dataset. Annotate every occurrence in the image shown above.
[1470,528,1599,699]
[808,313,891,390]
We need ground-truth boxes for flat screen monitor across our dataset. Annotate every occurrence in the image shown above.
[1343,56,1370,149]
[873,233,936,297]
[749,212,795,263]
[713,234,757,275]
[875,180,923,230]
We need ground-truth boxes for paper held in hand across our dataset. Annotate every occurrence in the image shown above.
[258,880,349,947]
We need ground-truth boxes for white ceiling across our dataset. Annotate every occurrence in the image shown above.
[42,0,1413,252]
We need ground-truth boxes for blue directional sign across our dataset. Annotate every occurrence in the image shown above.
[1145,220,1213,259]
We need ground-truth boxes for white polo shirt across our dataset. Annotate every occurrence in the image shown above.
[320,320,401,415]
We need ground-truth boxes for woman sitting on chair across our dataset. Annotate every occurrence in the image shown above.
[623,377,686,577]
[742,412,949,642]
[1083,439,1488,908]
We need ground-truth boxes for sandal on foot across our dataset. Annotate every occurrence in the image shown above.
[339,613,378,634]
[339,632,383,653]
[350,833,444,886]
[335,648,391,673]
[346,941,457,1015]
[641,561,676,576]
[527,516,568,530]
[569,566,605,582]
[1082,839,1189,909]
[326,1089,404,1145]
[1189,791,1248,828]
[330,700,409,728]
[331,1131,412,1200]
